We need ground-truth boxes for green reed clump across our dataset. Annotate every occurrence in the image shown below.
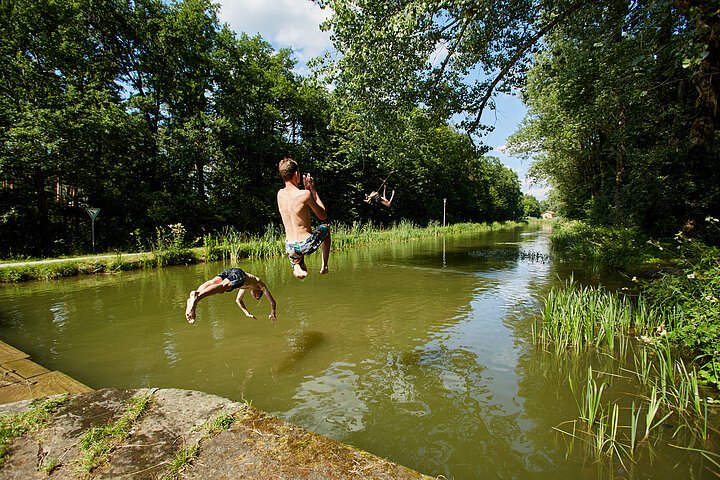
[560,363,708,471]
[202,220,517,261]
[541,280,716,474]
[535,279,669,355]
[248,223,284,259]
[151,223,198,266]
[331,221,381,248]
[550,216,720,389]
[202,224,282,261]
[2,220,521,283]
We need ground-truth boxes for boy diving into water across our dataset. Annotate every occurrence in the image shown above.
[185,267,276,324]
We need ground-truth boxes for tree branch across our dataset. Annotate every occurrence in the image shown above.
[432,14,471,91]
[467,1,585,132]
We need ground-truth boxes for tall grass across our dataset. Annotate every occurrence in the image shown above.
[536,279,669,355]
[1,220,524,283]
[540,281,716,472]
[202,220,521,262]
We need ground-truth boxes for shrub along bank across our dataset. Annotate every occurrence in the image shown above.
[548,218,720,388]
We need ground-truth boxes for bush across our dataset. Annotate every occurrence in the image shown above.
[550,220,664,270]
[642,239,720,387]
[551,217,720,388]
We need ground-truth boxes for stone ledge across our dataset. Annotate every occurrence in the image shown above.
[0,387,434,479]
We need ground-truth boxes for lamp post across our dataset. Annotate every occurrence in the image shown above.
[443,198,447,227]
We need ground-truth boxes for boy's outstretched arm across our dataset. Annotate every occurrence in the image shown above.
[235,289,256,319]
[304,173,328,221]
[261,283,277,322]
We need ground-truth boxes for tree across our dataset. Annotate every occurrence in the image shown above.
[522,194,542,218]
[507,0,720,237]
[316,0,589,134]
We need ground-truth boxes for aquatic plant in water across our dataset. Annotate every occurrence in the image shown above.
[539,282,718,474]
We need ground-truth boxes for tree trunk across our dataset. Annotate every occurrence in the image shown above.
[677,0,720,150]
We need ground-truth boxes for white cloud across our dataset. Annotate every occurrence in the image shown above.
[216,0,332,71]
[522,179,549,200]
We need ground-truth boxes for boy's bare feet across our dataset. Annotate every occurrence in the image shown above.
[185,290,198,323]
[320,266,328,274]
[292,263,308,279]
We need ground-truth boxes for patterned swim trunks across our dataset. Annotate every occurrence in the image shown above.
[285,224,329,266]
[217,268,247,291]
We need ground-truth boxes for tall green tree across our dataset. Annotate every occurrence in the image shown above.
[316,0,719,238]
[507,0,719,236]
[315,0,591,135]
[522,194,542,218]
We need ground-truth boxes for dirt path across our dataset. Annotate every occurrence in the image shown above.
[0,252,151,269]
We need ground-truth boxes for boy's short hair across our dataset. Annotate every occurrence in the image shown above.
[278,157,298,181]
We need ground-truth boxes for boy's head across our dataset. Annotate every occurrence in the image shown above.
[251,288,264,300]
[278,157,299,181]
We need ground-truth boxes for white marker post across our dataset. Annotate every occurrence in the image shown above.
[86,207,101,253]
[443,198,447,227]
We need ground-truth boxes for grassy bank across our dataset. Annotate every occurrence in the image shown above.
[0,220,524,283]
[547,218,720,388]
[539,219,720,474]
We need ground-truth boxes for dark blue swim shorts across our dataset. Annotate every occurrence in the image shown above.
[218,268,247,291]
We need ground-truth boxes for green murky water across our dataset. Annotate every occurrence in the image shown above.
[1,225,717,479]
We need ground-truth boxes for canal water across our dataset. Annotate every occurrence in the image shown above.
[0,224,715,479]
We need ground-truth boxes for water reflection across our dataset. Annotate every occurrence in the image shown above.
[1,225,714,479]
[49,302,68,327]
[284,361,368,437]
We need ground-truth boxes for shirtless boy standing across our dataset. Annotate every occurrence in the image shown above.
[276,157,330,279]
[185,267,277,324]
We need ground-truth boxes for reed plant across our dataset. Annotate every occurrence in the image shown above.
[150,223,197,266]
[557,356,712,471]
[536,279,671,355]
[571,367,605,427]
[200,220,519,263]
[2,220,521,283]
[541,281,716,473]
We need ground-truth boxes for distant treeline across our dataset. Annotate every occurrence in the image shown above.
[0,0,523,258]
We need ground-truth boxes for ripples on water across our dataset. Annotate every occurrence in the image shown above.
[0,226,715,479]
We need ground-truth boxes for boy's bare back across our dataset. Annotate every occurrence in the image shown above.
[277,187,313,243]
[276,158,330,278]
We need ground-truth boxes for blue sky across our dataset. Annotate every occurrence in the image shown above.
[216,0,545,199]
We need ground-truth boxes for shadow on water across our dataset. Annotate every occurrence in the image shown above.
[272,330,325,374]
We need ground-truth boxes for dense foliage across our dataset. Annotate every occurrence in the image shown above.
[508,0,719,239]
[0,0,522,258]
[315,0,718,242]
[549,218,720,387]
